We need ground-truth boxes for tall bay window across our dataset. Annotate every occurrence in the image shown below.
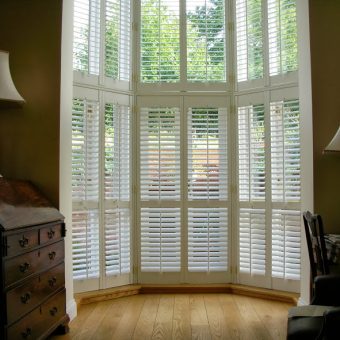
[72,0,301,293]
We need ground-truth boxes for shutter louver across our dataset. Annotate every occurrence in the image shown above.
[72,98,100,280]
[270,99,300,202]
[140,107,181,200]
[268,0,298,76]
[186,0,226,82]
[104,103,130,276]
[188,208,228,272]
[141,0,180,83]
[73,0,101,75]
[239,208,266,275]
[238,104,265,201]
[141,208,181,272]
[105,0,131,81]
[188,107,228,200]
[236,0,263,82]
[272,210,300,280]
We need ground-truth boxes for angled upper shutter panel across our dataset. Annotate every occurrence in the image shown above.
[73,0,101,75]
[105,0,131,81]
[272,210,300,280]
[267,0,298,76]
[239,208,266,275]
[140,0,180,83]
[236,0,263,82]
[238,104,265,202]
[186,0,226,82]
[140,107,181,201]
[188,208,228,272]
[104,103,130,276]
[270,99,300,202]
[141,208,181,272]
[72,98,100,280]
[188,107,228,200]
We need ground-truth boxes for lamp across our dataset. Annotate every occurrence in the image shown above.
[324,126,340,153]
[0,50,25,107]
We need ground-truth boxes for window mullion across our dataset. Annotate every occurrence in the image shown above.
[180,0,187,90]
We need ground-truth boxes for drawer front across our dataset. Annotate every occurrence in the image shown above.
[4,241,64,287]
[40,241,64,267]
[7,289,66,340]
[40,223,64,245]
[5,249,40,287]
[6,229,39,257]
[6,263,65,325]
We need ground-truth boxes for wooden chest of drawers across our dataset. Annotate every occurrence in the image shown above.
[0,178,69,339]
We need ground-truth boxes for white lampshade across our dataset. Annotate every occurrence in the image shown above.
[0,50,25,105]
[324,126,340,153]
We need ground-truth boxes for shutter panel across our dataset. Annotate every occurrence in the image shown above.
[272,210,300,280]
[239,208,266,275]
[236,0,263,82]
[188,107,228,200]
[104,103,130,276]
[140,107,181,200]
[72,98,100,280]
[188,208,228,272]
[105,0,131,81]
[73,0,101,75]
[238,104,265,201]
[186,0,226,82]
[141,208,181,272]
[140,0,180,83]
[267,0,298,76]
[270,99,300,202]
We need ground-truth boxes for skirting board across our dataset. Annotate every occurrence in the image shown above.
[75,284,299,306]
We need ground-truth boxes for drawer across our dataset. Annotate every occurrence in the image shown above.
[6,229,39,257]
[4,240,64,288]
[6,289,66,340]
[6,263,65,325]
[39,223,64,245]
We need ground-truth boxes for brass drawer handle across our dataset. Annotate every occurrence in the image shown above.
[21,292,31,304]
[50,306,58,316]
[19,262,30,273]
[21,327,32,338]
[19,236,29,248]
[47,229,55,239]
[48,251,56,260]
[48,276,57,287]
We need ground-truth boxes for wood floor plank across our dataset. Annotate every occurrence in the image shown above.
[133,294,160,340]
[172,295,192,340]
[151,295,175,340]
[190,294,211,340]
[204,294,227,340]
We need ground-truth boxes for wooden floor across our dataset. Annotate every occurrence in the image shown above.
[50,294,293,340]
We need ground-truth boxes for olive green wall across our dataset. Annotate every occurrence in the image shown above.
[309,0,340,233]
[0,0,62,207]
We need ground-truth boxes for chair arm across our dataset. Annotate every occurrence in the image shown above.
[322,307,340,339]
[312,275,340,306]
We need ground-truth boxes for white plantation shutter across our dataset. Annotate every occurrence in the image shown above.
[236,0,263,82]
[140,107,181,200]
[188,107,228,200]
[140,0,180,83]
[270,99,300,202]
[272,210,300,280]
[105,0,131,81]
[239,209,266,275]
[104,103,130,276]
[268,0,298,76]
[188,208,228,271]
[238,104,265,201]
[141,208,181,272]
[186,0,226,82]
[73,0,101,75]
[72,98,100,280]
